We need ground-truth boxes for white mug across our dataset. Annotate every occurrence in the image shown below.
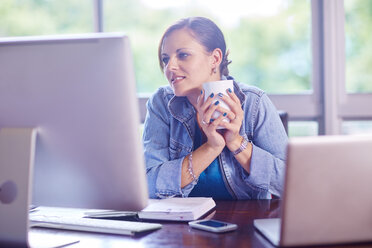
[202,80,233,129]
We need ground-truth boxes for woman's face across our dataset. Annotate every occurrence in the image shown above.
[161,28,218,97]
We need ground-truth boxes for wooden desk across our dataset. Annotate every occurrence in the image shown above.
[30,200,372,248]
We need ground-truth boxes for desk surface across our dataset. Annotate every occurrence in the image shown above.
[30,200,372,248]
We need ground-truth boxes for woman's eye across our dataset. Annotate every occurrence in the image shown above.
[162,57,169,65]
[178,53,189,59]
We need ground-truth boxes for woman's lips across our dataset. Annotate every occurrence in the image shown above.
[171,76,186,84]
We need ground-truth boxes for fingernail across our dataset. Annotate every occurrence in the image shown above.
[210,93,214,98]
[223,112,227,117]
[228,88,232,93]
[214,100,219,105]
[210,118,214,123]
[218,93,223,97]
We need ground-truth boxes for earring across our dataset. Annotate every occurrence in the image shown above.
[213,68,217,74]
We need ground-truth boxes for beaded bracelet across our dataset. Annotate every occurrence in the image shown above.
[187,152,198,181]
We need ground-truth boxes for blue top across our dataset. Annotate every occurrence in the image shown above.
[189,124,233,200]
[143,76,288,199]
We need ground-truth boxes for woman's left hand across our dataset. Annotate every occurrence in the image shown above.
[216,89,244,149]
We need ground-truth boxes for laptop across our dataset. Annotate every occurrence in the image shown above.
[254,134,372,247]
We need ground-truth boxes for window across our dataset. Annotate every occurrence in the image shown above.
[104,0,311,94]
[0,0,93,36]
[288,121,318,137]
[342,121,372,135]
[344,0,372,93]
[2,0,372,136]
[104,0,316,136]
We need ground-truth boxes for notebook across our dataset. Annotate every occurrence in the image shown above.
[138,197,216,221]
[254,134,372,247]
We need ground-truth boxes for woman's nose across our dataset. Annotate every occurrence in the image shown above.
[166,56,178,71]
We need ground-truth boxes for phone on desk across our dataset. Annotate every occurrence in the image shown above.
[188,219,237,233]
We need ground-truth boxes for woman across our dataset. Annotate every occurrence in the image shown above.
[142,17,287,200]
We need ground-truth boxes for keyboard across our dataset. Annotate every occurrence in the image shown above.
[30,215,162,236]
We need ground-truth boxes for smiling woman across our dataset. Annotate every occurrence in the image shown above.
[159,28,224,98]
[142,17,288,200]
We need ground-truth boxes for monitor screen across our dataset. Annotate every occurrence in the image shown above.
[0,33,148,211]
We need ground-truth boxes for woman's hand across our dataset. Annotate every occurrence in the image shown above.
[215,89,244,151]
[196,90,226,150]
[195,88,252,173]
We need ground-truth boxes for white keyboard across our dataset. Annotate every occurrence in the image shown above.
[30,215,162,236]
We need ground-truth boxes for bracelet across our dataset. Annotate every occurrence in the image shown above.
[232,136,249,156]
[187,152,198,181]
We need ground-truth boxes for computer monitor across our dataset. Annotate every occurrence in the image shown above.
[0,33,148,211]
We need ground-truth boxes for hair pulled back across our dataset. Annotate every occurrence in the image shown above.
[158,17,231,77]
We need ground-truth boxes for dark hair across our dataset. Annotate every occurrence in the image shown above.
[158,17,231,76]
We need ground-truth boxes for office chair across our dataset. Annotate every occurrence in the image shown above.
[278,110,288,135]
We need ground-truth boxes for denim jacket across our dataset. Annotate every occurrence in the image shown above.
[142,77,287,199]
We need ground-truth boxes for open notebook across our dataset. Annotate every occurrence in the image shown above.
[82,197,216,222]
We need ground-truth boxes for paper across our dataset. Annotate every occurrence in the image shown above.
[28,232,79,248]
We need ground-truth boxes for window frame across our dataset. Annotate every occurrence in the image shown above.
[94,0,372,135]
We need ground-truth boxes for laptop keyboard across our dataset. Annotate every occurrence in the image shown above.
[29,215,162,236]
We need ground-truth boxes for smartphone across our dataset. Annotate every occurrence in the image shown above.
[188,219,237,233]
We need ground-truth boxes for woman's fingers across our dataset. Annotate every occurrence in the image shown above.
[215,106,236,121]
[196,89,204,109]
[208,114,224,129]
[199,92,220,124]
[196,90,229,148]
[226,88,240,102]
[219,91,240,111]
[216,92,243,123]
[200,92,215,111]
[198,90,241,130]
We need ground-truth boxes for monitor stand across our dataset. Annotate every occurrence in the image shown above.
[0,128,36,248]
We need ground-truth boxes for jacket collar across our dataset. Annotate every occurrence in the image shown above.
[227,76,246,105]
[168,96,195,123]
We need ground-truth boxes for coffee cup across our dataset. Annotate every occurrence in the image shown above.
[202,80,233,129]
